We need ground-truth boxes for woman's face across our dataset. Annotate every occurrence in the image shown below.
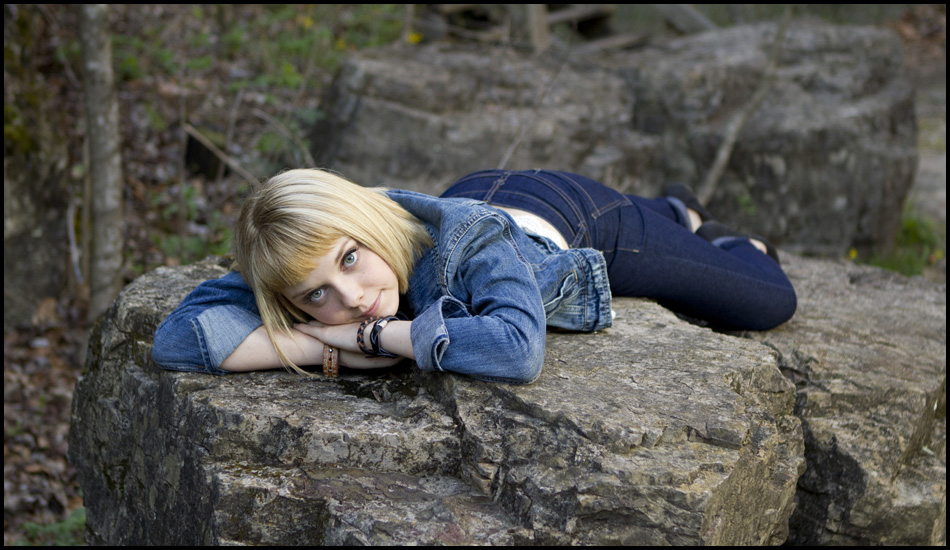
[282,237,400,325]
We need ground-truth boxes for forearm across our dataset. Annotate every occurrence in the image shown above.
[220,325,318,372]
[220,325,401,373]
[375,319,414,360]
[293,318,415,362]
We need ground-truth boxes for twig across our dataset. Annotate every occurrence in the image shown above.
[217,88,244,182]
[183,123,261,187]
[251,108,316,167]
[497,50,570,170]
[81,128,91,285]
[179,92,187,259]
[67,198,83,284]
[695,7,792,205]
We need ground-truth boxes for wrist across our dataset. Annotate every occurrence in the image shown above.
[370,316,399,359]
[357,316,380,355]
[357,315,400,358]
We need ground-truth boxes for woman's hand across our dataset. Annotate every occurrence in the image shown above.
[293,319,363,354]
[295,318,415,363]
[293,320,403,369]
[220,324,400,372]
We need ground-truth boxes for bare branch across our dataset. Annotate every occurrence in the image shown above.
[696,7,792,205]
[497,51,569,170]
[183,123,261,187]
[251,108,316,167]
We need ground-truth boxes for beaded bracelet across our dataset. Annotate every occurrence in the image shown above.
[357,316,380,355]
[322,344,339,378]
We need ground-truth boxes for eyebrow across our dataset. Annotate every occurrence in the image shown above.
[292,239,354,302]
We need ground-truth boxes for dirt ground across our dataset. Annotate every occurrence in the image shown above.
[3,5,946,545]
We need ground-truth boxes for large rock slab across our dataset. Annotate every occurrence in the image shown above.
[744,254,946,545]
[67,252,946,545]
[310,21,916,258]
[68,258,803,545]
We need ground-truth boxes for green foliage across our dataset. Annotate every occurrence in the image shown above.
[736,191,757,216]
[112,35,148,81]
[16,508,86,546]
[105,4,407,270]
[104,5,404,90]
[867,214,945,277]
[185,55,214,72]
[153,232,231,262]
[4,104,37,154]
[147,185,234,265]
[254,61,305,89]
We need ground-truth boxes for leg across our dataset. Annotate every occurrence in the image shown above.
[603,184,795,329]
[442,170,796,330]
[608,199,796,330]
[658,182,712,232]
[659,184,776,259]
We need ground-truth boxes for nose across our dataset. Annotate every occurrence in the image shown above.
[338,281,364,309]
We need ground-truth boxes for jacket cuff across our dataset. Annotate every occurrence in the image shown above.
[409,295,470,373]
[193,305,264,373]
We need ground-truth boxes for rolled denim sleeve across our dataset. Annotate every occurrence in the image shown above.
[152,271,261,375]
[410,295,468,372]
[410,213,547,384]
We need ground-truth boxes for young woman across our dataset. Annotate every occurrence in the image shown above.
[153,169,796,384]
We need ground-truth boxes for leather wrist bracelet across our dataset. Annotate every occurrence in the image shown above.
[322,344,339,377]
[369,316,400,359]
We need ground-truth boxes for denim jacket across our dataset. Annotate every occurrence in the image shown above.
[153,190,612,383]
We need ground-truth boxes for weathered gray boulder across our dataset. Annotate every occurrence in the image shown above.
[67,253,945,545]
[620,23,917,258]
[69,257,802,545]
[744,254,946,545]
[311,21,916,258]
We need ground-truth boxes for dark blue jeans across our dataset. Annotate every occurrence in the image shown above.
[441,170,797,330]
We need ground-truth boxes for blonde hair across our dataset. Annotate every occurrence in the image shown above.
[233,168,432,373]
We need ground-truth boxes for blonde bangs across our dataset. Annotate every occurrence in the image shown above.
[232,168,432,371]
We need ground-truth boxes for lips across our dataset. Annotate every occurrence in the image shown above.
[362,293,381,318]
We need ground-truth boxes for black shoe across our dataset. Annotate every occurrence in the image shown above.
[663,183,714,225]
[697,221,781,265]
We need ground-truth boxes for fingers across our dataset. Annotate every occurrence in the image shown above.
[293,321,360,353]
[292,321,405,370]
[293,321,324,338]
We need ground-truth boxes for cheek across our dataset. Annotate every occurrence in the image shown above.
[373,257,399,288]
[298,303,339,324]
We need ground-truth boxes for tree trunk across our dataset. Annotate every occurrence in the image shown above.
[78,4,124,321]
